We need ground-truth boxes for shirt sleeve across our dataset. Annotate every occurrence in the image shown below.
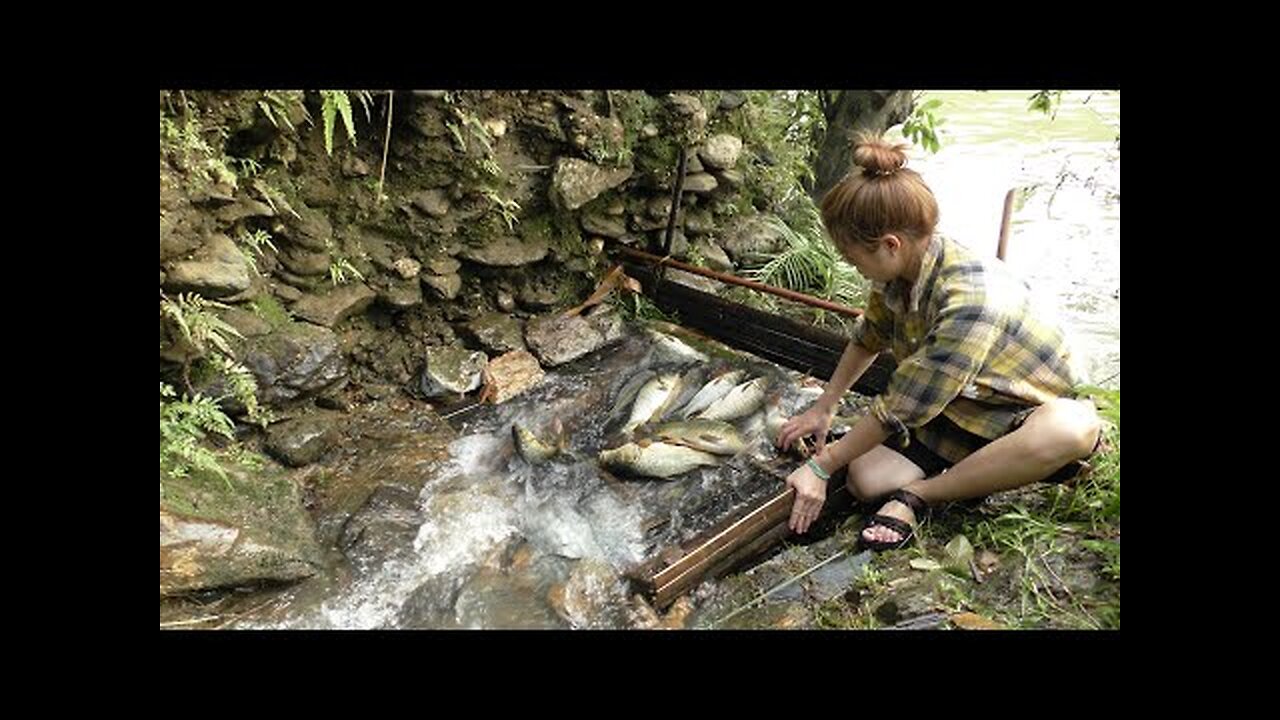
[850,289,893,354]
[870,287,1002,443]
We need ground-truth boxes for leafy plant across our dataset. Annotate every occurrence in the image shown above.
[258,90,310,132]
[1027,90,1064,119]
[319,90,375,156]
[902,96,944,154]
[160,383,247,490]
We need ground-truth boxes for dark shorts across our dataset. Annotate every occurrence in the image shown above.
[881,412,1099,484]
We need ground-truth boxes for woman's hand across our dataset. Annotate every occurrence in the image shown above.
[777,401,836,455]
[785,461,827,534]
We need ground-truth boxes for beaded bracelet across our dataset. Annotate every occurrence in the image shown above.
[806,457,831,482]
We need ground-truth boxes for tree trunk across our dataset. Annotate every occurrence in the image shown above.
[810,90,916,201]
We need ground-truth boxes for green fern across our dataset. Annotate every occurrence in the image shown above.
[159,382,238,489]
[320,90,358,156]
[160,292,244,358]
[746,208,867,310]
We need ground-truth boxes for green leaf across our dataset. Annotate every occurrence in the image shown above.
[322,92,337,156]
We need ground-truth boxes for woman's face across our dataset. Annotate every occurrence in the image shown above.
[839,235,902,283]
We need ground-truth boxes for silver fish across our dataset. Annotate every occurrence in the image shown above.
[698,376,769,422]
[513,421,561,465]
[598,441,720,479]
[623,372,684,434]
[678,369,747,418]
[651,418,747,455]
[647,330,708,365]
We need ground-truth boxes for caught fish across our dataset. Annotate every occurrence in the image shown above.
[623,372,684,434]
[764,394,810,457]
[647,330,708,365]
[678,369,746,418]
[513,420,563,465]
[651,418,747,455]
[655,365,709,423]
[608,368,657,426]
[698,376,769,422]
[598,441,720,479]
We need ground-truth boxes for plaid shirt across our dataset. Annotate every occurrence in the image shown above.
[850,235,1077,463]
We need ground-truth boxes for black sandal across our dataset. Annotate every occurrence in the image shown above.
[860,489,930,551]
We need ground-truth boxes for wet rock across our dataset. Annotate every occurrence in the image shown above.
[421,273,462,300]
[944,534,975,574]
[484,350,544,403]
[547,558,629,629]
[718,91,747,111]
[377,278,423,309]
[809,550,872,602]
[265,413,342,467]
[524,313,607,367]
[874,589,938,626]
[341,155,371,178]
[215,198,275,226]
[651,229,690,258]
[393,257,421,280]
[271,282,303,303]
[666,94,708,144]
[427,256,461,275]
[580,212,627,238]
[240,322,347,406]
[550,158,634,211]
[291,283,376,328]
[299,176,340,208]
[159,467,323,596]
[277,244,330,277]
[518,279,565,310]
[419,346,487,397]
[646,196,674,219]
[685,209,717,236]
[585,304,625,343]
[495,288,517,312]
[681,172,719,194]
[719,213,788,265]
[699,134,743,170]
[458,236,550,267]
[217,307,273,338]
[692,238,733,271]
[338,484,426,572]
[411,188,450,218]
[282,206,334,253]
[162,233,252,299]
[713,168,744,190]
[464,313,526,354]
[458,568,562,629]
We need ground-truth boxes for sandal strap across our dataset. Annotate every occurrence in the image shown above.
[866,513,913,537]
[890,488,929,517]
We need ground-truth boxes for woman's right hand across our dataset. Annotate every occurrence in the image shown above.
[777,401,836,455]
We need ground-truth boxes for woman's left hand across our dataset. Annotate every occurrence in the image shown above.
[785,462,827,534]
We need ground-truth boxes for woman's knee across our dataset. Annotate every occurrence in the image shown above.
[844,459,879,502]
[1028,398,1102,462]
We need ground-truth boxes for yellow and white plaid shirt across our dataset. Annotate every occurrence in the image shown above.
[850,234,1078,462]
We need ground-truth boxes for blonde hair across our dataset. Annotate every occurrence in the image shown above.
[819,131,938,250]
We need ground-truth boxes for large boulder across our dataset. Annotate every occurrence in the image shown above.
[240,322,347,406]
[160,466,324,597]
